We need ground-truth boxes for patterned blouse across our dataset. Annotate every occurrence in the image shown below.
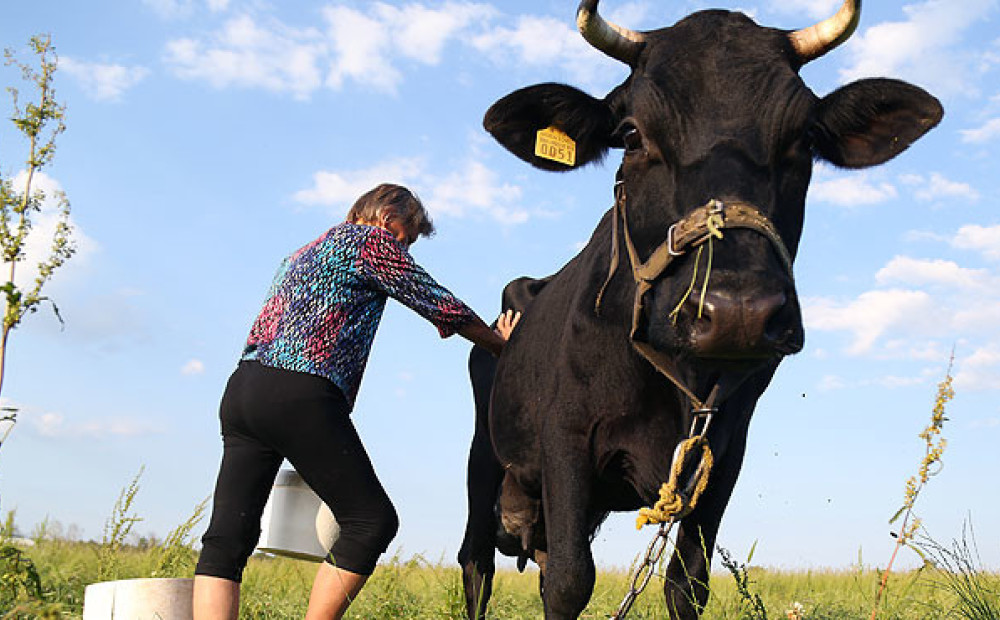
[241,222,478,408]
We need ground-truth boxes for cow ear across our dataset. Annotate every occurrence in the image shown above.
[484,83,616,171]
[812,78,943,169]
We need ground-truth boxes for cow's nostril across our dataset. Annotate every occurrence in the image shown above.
[684,290,799,358]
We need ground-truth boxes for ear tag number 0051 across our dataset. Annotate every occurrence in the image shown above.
[535,126,576,166]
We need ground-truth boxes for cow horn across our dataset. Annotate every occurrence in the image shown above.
[576,0,645,66]
[789,0,861,63]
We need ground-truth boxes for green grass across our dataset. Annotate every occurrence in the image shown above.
[6,536,998,619]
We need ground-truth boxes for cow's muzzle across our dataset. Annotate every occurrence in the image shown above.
[683,287,804,360]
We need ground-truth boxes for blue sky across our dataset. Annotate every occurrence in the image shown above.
[1,0,998,573]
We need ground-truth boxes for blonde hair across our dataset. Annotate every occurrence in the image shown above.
[347,184,435,238]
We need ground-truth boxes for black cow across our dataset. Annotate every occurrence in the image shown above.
[458,1,942,618]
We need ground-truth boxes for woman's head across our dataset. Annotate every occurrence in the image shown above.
[347,184,435,246]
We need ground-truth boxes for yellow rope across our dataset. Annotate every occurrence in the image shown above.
[668,245,703,325]
[705,212,725,239]
[697,237,714,319]
[668,213,725,324]
[635,437,714,528]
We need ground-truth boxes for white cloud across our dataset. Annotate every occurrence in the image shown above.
[61,58,149,102]
[427,160,527,224]
[164,15,326,100]
[955,344,1000,390]
[321,6,399,92]
[961,117,1000,144]
[818,374,846,391]
[881,339,952,361]
[472,15,586,67]
[3,171,98,291]
[774,0,843,20]
[804,289,937,354]
[803,245,1000,391]
[901,172,980,203]
[34,412,164,438]
[471,14,623,87]
[983,38,1000,70]
[181,359,205,375]
[293,157,529,225]
[320,2,494,91]
[953,303,1000,331]
[160,3,641,97]
[952,224,1000,260]
[606,2,655,29]
[838,0,999,98]
[875,256,996,292]
[165,3,497,97]
[869,374,927,388]
[371,3,496,65]
[293,158,425,209]
[970,417,1000,429]
[144,0,195,19]
[808,173,898,207]
[207,0,229,12]
[6,400,165,439]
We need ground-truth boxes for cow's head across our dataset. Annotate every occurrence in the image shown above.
[484,0,942,382]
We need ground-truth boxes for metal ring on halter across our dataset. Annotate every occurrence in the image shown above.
[666,223,684,256]
[689,411,715,437]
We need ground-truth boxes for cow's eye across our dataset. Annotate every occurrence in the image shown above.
[622,127,643,152]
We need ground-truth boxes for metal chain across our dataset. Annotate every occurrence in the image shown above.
[610,407,716,619]
[610,520,676,619]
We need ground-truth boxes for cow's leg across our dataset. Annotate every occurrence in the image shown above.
[663,418,750,619]
[539,441,595,619]
[458,346,503,620]
[457,436,503,619]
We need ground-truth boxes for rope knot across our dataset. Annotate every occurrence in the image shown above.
[635,436,714,528]
[706,212,725,240]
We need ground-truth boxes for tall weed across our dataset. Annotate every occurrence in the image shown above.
[870,360,954,619]
[95,467,143,582]
[149,496,208,578]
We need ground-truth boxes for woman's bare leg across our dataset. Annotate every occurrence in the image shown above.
[305,562,368,620]
[193,575,240,620]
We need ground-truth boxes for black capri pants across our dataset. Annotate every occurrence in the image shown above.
[195,361,399,581]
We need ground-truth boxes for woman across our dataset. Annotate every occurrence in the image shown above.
[193,183,519,619]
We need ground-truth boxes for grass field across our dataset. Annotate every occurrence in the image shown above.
[4,370,996,619]
[3,534,998,619]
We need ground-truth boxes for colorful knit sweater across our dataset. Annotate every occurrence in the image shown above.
[241,222,478,408]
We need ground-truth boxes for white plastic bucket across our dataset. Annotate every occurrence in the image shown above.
[82,577,193,620]
[256,468,339,562]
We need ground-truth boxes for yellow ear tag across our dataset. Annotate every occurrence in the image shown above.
[535,126,576,167]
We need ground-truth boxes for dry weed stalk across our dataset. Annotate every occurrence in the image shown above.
[869,358,954,620]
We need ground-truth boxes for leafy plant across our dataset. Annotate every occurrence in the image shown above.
[1,510,64,618]
[1,34,74,401]
[718,543,769,620]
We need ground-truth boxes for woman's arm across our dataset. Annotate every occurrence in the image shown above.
[458,310,521,357]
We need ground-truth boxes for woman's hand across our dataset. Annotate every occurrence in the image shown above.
[493,309,522,341]
[458,310,522,356]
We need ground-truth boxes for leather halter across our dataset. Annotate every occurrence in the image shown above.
[595,175,795,409]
